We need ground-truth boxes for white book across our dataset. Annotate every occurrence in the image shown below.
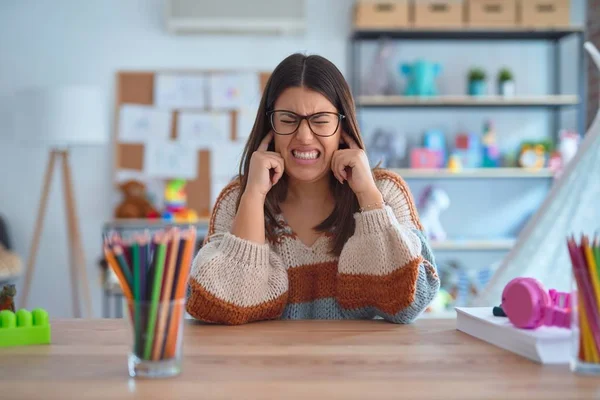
[455,307,572,364]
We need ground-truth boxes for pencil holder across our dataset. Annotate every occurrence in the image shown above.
[126,298,186,379]
[568,235,600,375]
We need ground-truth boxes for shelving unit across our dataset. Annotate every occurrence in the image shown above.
[349,26,586,317]
[392,167,554,179]
[349,27,587,137]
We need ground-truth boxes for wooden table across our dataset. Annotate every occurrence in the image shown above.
[1,319,599,399]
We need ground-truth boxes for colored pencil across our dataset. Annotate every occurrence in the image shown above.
[113,244,133,288]
[143,236,167,360]
[165,228,196,358]
[131,239,141,356]
[103,245,133,301]
[152,229,180,360]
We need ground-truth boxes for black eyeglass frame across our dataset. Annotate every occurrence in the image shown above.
[266,109,346,137]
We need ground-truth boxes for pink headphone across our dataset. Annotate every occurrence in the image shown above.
[501,277,571,329]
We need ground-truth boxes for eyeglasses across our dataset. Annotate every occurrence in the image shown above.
[267,110,345,137]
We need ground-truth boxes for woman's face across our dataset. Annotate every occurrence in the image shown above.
[271,86,342,183]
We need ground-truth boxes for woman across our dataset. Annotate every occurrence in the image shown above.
[186,53,440,325]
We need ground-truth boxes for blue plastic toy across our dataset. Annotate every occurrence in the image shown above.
[401,60,441,97]
[423,129,447,167]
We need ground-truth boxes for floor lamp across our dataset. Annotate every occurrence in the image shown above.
[14,86,107,318]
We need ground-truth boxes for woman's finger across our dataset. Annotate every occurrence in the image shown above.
[331,152,344,184]
[258,132,274,152]
[270,157,284,185]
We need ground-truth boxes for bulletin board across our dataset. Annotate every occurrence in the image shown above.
[113,70,271,218]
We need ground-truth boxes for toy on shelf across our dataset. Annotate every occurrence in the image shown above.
[548,130,580,177]
[440,261,495,307]
[418,185,450,241]
[0,284,16,312]
[423,129,447,168]
[115,180,159,219]
[454,132,481,168]
[558,129,580,166]
[367,128,407,168]
[481,120,500,168]
[447,153,463,172]
[0,308,51,347]
[162,179,198,223]
[401,59,441,97]
[362,39,399,96]
[410,148,440,169]
[518,142,548,170]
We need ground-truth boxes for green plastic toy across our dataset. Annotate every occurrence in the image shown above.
[0,308,51,347]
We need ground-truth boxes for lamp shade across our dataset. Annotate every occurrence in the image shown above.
[13,85,107,147]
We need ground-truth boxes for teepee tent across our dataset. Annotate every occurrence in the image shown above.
[474,42,600,306]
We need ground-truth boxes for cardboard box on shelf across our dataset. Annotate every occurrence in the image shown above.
[414,0,464,29]
[354,0,411,29]
[467,0,517,28]
[519,0,570,28]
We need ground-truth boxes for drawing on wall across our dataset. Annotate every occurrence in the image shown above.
[209,73,260,110]
[235,109,257,142]
[177,112,231,147]
[144,139,198,180]
[118,104,172,144]
[154,73,206,109]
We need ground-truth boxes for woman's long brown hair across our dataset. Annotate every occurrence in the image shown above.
[237,53,366,256]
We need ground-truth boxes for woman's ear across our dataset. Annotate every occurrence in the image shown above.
[339,136,349,150]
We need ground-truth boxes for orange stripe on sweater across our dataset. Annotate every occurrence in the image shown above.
[185,278,287,325]
[287,262,338,303]
[337,257,423,315]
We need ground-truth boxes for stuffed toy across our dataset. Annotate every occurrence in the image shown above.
[0,284,16,312]
[0,243,22,281]
[114,180,158,219]
[418,185,450,241]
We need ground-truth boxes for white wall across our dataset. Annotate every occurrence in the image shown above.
[0,0,586,317]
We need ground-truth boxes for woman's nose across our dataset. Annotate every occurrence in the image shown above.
[296,119,314,142]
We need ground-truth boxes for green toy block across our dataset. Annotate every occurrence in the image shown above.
[0,308,51,347]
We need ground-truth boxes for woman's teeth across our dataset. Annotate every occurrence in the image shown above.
[292,150,319,160]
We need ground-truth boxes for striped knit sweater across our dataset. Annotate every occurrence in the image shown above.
[185,169,440,325]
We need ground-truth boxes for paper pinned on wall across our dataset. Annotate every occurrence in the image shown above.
[210,142,246,182]
[154,73,206,109]
[118,104,172,143]
[209,73,261,110]
[209,142,246,205]
[177,112,231,148]
[235,109,257,142]
[144,139,198,180]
